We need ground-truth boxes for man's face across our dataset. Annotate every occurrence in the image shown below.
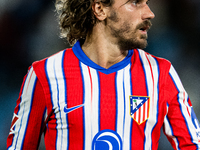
[105,0,155,50]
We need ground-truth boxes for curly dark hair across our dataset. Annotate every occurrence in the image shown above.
[55,0,114,45]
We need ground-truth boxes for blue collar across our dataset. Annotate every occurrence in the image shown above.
[72,41,133,74]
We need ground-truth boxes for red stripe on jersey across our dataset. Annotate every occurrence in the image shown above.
[33,59,54,112]
[143,102,146,122]
[22,79,46,150]
[187,98,192,107]
[131,50,148,98]
[88,66,93,105]
[99,72,116,131]
[130,49,147,149]
[64,49,84,150]
[33,59,57,149]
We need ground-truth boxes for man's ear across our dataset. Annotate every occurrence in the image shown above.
[92,1,108,21]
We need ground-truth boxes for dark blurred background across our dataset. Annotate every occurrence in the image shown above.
[1,0,200,149]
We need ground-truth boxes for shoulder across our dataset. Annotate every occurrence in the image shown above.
[134,49,172,72]
[29,48,73,84]
[32,48,73,72]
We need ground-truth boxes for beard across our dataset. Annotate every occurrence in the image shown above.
[106,9,152,50]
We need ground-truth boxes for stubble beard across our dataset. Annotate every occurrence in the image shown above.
[107,10,150,51]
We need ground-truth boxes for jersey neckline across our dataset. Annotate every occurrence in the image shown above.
[72,40,134,74]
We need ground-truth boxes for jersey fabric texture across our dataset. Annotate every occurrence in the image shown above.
[7,41,200,150]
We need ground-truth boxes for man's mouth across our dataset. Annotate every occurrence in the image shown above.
[137,20,152,32]
[139,26,149,32]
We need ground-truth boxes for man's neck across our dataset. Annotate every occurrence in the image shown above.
[81,25,128,69]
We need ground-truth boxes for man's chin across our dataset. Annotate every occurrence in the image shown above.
[119,42,147,51]
[127,40,147,50]
[137,39,148,49]
[117,36,148,50]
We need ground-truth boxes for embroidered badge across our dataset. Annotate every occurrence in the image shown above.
[130,96,150,125]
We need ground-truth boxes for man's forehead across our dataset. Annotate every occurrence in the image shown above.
[113,0,148,7]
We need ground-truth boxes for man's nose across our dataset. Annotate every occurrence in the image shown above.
[142,5,155,20]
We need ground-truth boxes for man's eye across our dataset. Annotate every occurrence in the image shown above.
[131,0,150,6]
[132,0,139,5]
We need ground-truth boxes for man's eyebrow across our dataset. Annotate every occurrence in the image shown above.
[120,0,146,7]
[120,0,131,7]
[147,0,150,3]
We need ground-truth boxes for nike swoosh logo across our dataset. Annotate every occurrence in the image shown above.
[64,104,84,114]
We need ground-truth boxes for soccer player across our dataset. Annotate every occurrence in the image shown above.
[7,0,200,149]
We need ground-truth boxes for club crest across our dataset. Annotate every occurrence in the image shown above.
[130,96,150,125]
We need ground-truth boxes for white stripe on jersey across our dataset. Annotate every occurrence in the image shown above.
[89,67,100,139]
[80,63,92,150]
[138,50,159,150]
[123,64,132,150]
[46,51,68,150]
[9,67,37,150]
[116,68,125,138]
[169,65,199,148]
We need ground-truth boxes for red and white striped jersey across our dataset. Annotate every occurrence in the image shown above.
[7,41,200,150]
